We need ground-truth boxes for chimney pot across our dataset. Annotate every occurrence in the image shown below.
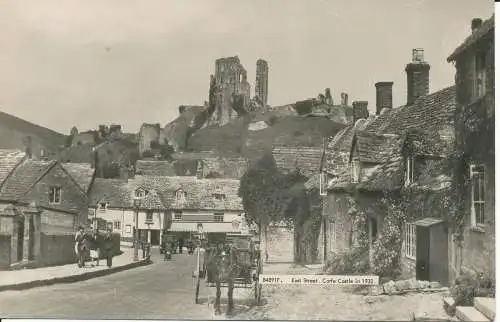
[375,82,394,115]
[406,49,430,106]
[472,18,483,33]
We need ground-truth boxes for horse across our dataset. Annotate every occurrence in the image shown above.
[203,243,241,316]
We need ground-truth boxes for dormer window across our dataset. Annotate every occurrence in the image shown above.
[405,156,415,186]
[99,202,108,212]
[212,193,226,200]
[175,189,187,201]
[135,188,149,198]
[351,160,360,183]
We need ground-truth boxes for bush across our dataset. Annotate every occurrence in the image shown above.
[267,115,278,126]
[324,247,370,275]
[450,271,495,307]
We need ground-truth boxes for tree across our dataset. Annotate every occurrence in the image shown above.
[294,99,314,115]
[159,143,175,161]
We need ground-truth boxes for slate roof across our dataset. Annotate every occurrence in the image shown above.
[363,86,456,156]
[0,159,56,201]
[89,176,243,212]
[135,160,176,176]
[0,149,26,186]
[88,178,130,208]
[61,163,95,193]
[272,146,324,177]
[448,15,494,62]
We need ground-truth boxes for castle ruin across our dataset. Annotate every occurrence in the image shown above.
[255,59,269,106]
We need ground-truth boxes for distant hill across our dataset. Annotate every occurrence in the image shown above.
[0,111,66,157]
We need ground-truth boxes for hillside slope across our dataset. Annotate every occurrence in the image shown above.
[0,111,66,157]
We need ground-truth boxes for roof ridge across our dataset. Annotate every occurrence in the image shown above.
[15,159,58,201]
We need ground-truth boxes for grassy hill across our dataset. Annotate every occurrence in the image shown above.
[0,111,66,156]
[186,110,347,160]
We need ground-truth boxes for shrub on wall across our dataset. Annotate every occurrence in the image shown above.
[324,247,370,275]
[449,270,495,309]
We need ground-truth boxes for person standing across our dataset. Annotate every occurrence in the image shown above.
[74,226,86,268]
[90,229,100,266]
[103,228,113,268]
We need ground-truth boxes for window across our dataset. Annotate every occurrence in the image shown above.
[174,212,183,221]
[473,51,487,99]
[146,212,153,222]
[175,189,186,201]
[125,225,132,233]
[135,188,148,198]
[351,160,360,183]
[49,187,61,204]
[470,164,485,226]
[99,202,107,212]
[214,213,224,223]
[114,221,121,230]
[404,223,416,259]
[405,156,415,185]
[319,172,327,196]
[212,193,226,200]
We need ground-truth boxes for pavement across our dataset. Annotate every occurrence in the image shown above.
[0,250,217,319]
[0,248,151,292]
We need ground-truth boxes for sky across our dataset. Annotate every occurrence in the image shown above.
[0,0,494,134]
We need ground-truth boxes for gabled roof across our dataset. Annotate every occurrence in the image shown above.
[448,15,494,62]
[0,149,26,185]
[88,178,130,208]
[61,163,95,193]
[0,159,57,201]
[135,160,176,176]
[272,146,324,177]
[139,189,165,210]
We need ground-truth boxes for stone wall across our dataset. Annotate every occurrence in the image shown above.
[0,234,11,268]
[263,223,295,263]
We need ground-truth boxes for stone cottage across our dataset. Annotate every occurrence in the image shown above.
[447,15,495,281]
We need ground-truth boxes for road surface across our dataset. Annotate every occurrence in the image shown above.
[0,250,216,319]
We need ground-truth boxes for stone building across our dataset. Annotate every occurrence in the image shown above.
[447,15,495,281]
[138,123,167,156]
[208,56,251,126]
[255,59,269,106]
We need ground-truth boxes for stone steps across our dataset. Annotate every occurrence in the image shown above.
[442,297,495,322]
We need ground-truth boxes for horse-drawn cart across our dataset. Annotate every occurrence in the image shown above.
[193,233,263,313]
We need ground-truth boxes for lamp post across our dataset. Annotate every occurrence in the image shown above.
[133,197,141,262]
[196,223,204,277]
[145,215,154,259]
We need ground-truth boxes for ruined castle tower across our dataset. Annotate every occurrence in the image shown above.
[208,56,251,126]
[255,59,269,106]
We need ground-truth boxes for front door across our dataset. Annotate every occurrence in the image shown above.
[416,225,430,281]
[150,230,160,246]
[17,219,24,262]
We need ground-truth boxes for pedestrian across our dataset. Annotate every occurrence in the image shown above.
[103,228,113,268]
[178,239,184,254]
[74,226,86,268]
[90,229,100,267]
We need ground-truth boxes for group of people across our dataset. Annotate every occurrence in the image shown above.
[74,226,114,268]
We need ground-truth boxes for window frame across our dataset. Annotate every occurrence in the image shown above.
[145,211,154,222]
[113,221,121,230]
[473,51,487,100]
[470,164,486,227]
[214,213,224,223]
[174,211,183,221]
[404,222,416,260]
[49,186,62,204]
[350,160,360,183]
[125,225,132,233]
[319,172,328,196]
[405,155,415,186]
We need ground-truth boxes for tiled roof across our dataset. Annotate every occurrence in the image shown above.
[363,86,455,156]
[88,178,130,208]
[0,159,56,201]
[356,155,404,192]
[139,189,165,210]
[61,163,95,193]
[448,15,494,62]
[135,160,176,176]
[0,149,26,186]
[272,146,324,177]
[130,176,243,211]
[353,133,403,163]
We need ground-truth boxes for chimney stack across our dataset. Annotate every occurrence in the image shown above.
[23,135,32,159]
[471,18,483,33]
[375,82,394,115]
[405,48,430,106]
[341,92,348,106]
[352,101,369,123]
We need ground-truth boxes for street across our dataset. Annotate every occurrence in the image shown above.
[0,250,215,319]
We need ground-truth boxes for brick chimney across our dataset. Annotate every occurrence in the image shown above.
[375,82,394,115]
[341,92,348,106]
[352,101,369,123]
[471,18,483,33]
[405,48,430,106]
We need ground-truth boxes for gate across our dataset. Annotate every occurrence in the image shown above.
[415,217,449,285]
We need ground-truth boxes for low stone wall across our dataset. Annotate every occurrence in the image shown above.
[0,234,11,268]
[370,278,449,296]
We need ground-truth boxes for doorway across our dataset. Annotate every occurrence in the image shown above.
[16,219,24,262]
